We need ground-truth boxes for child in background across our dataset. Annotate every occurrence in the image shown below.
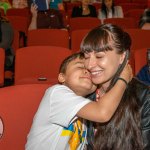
[0,0,11,14]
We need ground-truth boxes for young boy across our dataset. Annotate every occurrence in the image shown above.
[25,52,131,150]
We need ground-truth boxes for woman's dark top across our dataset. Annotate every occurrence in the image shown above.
[71,5,97,18]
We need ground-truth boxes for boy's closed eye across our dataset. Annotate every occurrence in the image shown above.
[77,65,85,69]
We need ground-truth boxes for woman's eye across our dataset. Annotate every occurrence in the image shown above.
[97,56,103,59]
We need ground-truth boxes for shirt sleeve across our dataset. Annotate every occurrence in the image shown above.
[48,85,91,127]
[116,6,124,18]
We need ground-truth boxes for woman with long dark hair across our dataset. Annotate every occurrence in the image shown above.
[98,0,123,21]
[80,24,150,150]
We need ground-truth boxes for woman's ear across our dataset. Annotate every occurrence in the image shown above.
[120,51,126,64]
[58,73,65,83]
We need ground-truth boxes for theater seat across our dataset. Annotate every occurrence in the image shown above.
[0,84,50,150]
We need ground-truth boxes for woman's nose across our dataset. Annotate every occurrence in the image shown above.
[86,57,97,70]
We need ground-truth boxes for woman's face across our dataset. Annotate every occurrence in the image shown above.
[104,0,113,9]
[84,49,125,87]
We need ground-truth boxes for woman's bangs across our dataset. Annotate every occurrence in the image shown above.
[80,30,113,53]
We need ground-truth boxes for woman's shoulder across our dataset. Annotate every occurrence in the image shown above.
[130,78,150,103]
[114,5,123,11]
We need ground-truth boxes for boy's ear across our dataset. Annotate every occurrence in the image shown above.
[58,73,65,83]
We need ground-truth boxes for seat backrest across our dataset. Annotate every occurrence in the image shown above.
[0,8,5,16]
[27,29,70,48]
[14,46,72,85]
[114,0,131,5]
[7,16,29,35]
[71,29,90,53]
[6,8,30,17]
[69,17,101,32]
[134,48,147,75]
[125,29,150,51]
[124,9,144,27]
[118,2,145,13]
[65,1,81,11]
[103,17,137,29]
[0,48,5,87]
[132,0,147,3]
[148,0,150,7]
[0,84,50,150]
[12,29,20,54]
[91,2,101,11]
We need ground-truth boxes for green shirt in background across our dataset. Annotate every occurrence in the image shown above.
[0,2,12,14]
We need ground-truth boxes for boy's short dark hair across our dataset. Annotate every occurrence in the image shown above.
[59,52,84,74]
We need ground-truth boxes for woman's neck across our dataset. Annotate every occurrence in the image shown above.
[99,81,111,93]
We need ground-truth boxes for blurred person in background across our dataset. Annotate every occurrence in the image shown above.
[49,0,63,10]
[139,8,150,30]
[98,0,123,22]
[0,14,14,76]
[137,9,150,86]
[12,0,28,8]
[0,0,11,14]
[28,1,65,30]
[71,0,97,18]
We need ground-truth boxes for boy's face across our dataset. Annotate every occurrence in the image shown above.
[58,57,97,96]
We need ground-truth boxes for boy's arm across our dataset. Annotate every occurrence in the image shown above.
[77,64,132,123]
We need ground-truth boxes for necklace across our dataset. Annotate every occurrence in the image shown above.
[96,87,106,101]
